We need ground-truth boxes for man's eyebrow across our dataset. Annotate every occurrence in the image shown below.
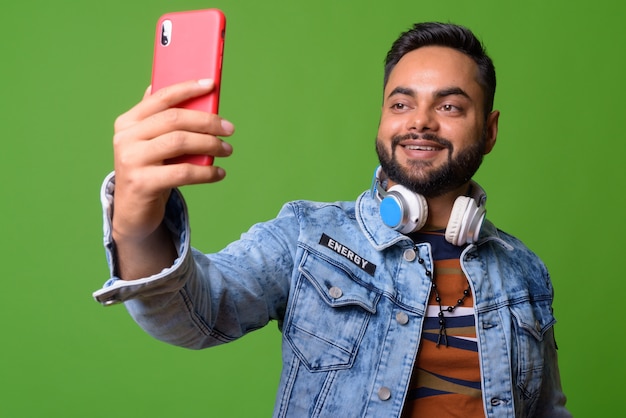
[387,86,415,99]
[436,87,471,100]
[386,86,472,101]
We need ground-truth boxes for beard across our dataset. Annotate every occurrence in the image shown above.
[376,132,486,198]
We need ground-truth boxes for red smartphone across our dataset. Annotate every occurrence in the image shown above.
[151,9,226,166]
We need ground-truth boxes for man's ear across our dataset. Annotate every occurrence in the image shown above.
[483,110,499,155]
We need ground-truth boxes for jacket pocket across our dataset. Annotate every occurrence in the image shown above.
[284,251,380,372]
[510,299,556,399]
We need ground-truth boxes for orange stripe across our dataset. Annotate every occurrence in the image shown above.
[416,369,482,398]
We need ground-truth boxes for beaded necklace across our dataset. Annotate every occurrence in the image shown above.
[414,244,471,348]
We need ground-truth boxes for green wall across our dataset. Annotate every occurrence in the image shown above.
[2,0,623,416]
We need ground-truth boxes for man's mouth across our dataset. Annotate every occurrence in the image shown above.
[404,145,441,151]
[389,133,453,157]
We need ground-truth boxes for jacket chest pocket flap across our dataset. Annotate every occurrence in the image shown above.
[510,299,556,399]
[285,252,381,372]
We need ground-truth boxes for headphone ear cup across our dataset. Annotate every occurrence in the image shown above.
[380,185,428,234]
[445,196,486,245]
[446,196,470,246]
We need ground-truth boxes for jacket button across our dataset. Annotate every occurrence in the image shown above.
[403,249,416,262]
[395,312,409,325]
[329,286,343,299]
[378,387,392,401]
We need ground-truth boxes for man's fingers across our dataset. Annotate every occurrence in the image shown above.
[116,79,216,131]
[114,107,234,150]
[121,163,227,194]
[145,107,234,137]
[155,131,234,160]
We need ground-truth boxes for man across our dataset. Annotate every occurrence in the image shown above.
[94,22,570,417]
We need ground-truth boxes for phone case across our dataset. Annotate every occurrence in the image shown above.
[151,9,226,165]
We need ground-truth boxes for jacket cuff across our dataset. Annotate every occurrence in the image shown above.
[92,172,191,306]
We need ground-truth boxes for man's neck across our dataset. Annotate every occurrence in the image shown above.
[423,185,469,229]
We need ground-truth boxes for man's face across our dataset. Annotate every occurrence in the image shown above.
[376,46,498,197]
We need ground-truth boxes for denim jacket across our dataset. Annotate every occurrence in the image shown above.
[94,174,570,417]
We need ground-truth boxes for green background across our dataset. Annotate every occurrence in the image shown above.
[2,0,623,416]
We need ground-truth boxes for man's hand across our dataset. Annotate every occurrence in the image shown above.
[111,79,235,280]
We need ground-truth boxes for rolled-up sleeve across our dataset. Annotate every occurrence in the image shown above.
[92,174,297,349]
[93,172,191,306]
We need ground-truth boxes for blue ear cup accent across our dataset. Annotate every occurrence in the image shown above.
[373,182,428,234]
[379,196,403,229]
[371,166,427,234]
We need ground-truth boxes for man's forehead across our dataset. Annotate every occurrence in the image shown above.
[385,46,482,96]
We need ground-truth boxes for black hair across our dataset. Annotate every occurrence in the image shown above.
[384,22,496,115]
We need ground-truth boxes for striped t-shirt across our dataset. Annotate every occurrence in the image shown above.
[402,230,484,418]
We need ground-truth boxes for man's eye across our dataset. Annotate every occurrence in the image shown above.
[391,103,407,110]
[441,104,460,112]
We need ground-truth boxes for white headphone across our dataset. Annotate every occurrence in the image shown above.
[371,167,487,245]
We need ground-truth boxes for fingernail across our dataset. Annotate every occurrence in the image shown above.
[221,119,235,134]
[198,79,214,87]
[221,141,233,155]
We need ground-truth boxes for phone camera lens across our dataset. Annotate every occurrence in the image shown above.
[160,20,172,46]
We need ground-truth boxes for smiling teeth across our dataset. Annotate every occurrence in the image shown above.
[406,145,438,151]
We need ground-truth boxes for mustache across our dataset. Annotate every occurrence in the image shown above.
[391,133,453,150]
